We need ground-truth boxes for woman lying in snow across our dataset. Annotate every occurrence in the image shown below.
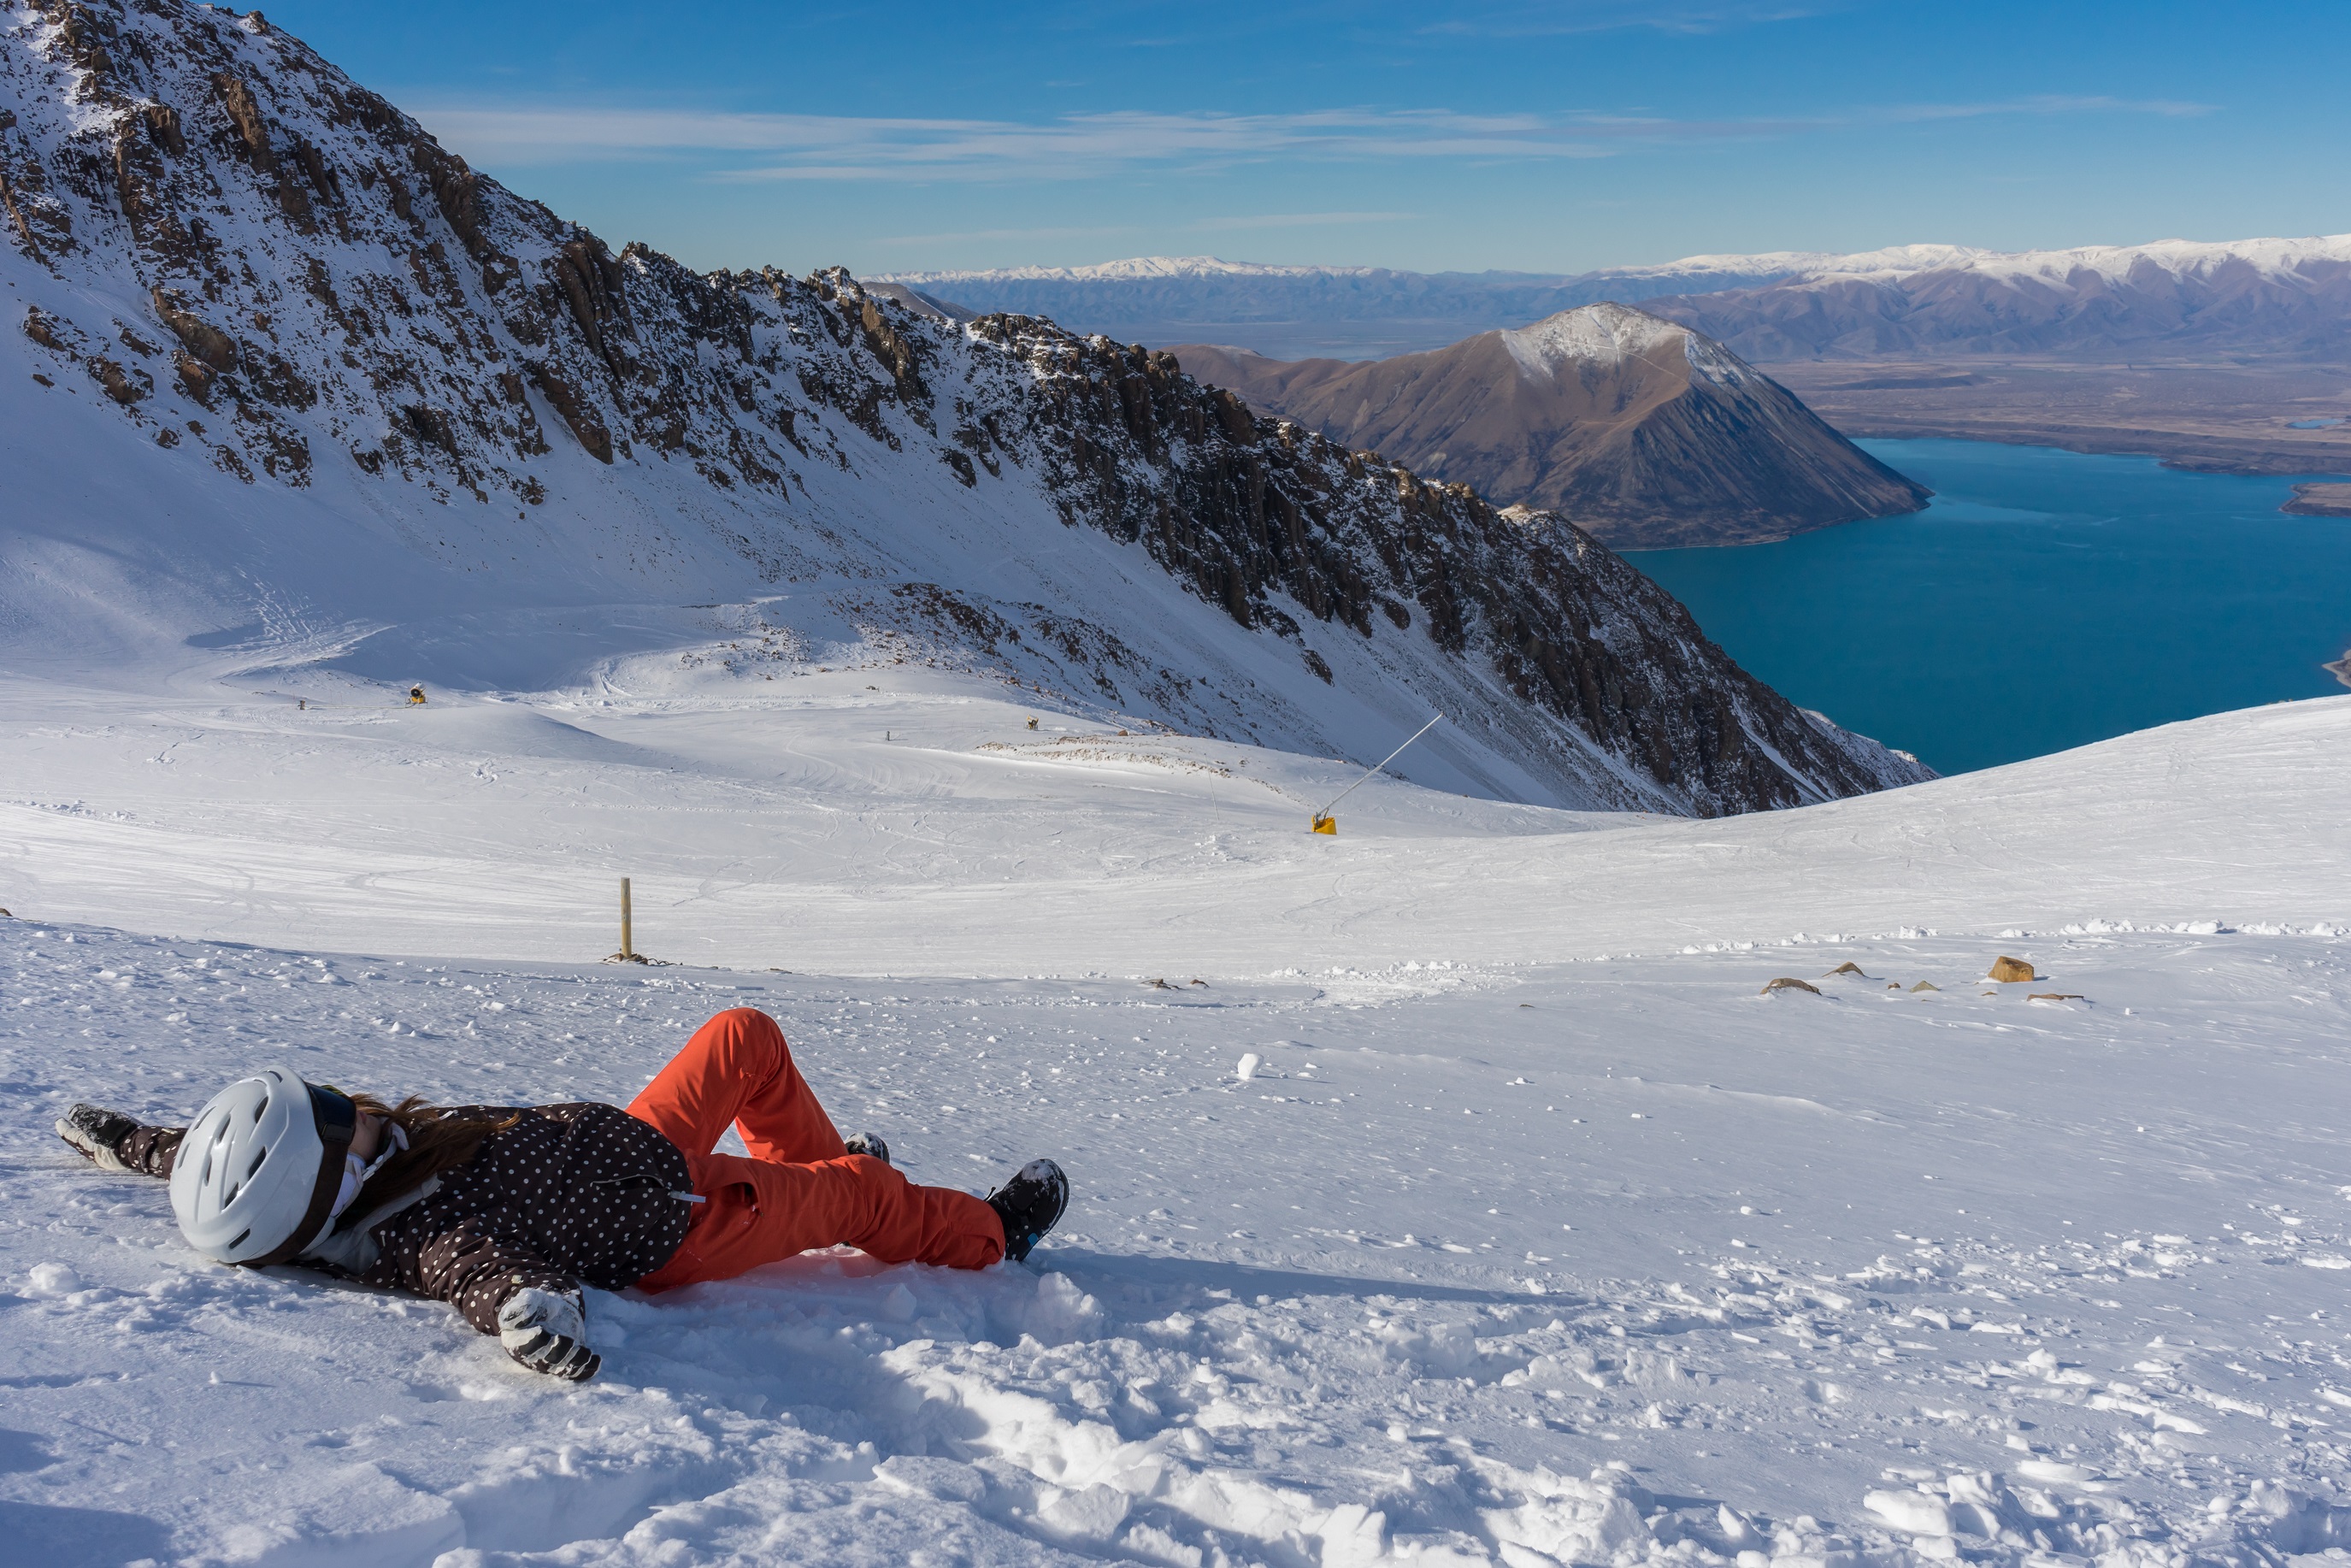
[54,1007,1067,1382]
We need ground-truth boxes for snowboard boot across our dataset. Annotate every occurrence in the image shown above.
[986,1158,1068,1264]
[843,1131,890,1166]
[56,1103,139,1172]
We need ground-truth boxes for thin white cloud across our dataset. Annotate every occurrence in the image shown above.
[1195,210,1417,230]
[416,106,1626,179]
[870,210,1416,249]
[869,222,1147,248]
[1881,94,2213,122]
[1416,0,1834,37]
[412,97,2213,182]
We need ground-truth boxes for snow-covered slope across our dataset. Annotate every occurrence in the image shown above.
[1173,304,1930,548]
[0,0,1924,816]
[0,670,2342,974]
[3,676,2349,1565]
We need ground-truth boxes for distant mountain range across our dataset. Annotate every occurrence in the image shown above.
[1175,304,1930,550]
[886,237,2351,363]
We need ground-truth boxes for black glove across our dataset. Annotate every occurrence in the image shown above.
[496,1287,600,1382]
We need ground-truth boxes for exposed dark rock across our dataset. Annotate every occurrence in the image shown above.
[89,353,147,403]
[400,403,455,453]
[50,2,115,82]
[210,72,274,171]
[174,351,215,403]
[0,155,71,256]
[21,305,65,350]
[412,143,485,256]
[531,365,612,463]
[292,139,337,203]
[150,287,236,371]
[138,102,183,155]
[553,233,626,360]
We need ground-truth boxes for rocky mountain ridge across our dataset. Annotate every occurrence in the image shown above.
[1171,304,1931,549]
[0,0,1930,816]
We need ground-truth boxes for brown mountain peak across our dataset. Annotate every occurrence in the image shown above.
[1172,304,1930,549]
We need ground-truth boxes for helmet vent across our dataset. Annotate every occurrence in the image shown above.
[246,1147,268,1178]
[227,1228,250,1251]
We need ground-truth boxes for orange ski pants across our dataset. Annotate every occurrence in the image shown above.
[628,1008,1004,1290]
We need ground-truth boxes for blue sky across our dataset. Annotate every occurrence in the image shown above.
[261,1,2348,277]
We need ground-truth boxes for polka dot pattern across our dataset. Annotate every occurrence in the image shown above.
[348,1102,694,1335]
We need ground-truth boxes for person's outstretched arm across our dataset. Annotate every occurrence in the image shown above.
[56,1104,181,1177]
[404,1215,599,1380]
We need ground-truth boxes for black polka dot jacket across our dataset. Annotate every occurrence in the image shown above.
[350,1104,696,1334]
[117,1102,695,1336]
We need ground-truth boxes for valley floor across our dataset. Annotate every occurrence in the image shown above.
[1768,361,2351,482]
[3,673,2348,1567]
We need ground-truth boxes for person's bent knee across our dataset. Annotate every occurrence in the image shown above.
[704,1007,789,1061]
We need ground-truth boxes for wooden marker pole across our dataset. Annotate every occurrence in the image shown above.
[620,877,634,961]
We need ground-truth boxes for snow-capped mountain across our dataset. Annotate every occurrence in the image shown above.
[1640,233,2351,362]
[886,247,1988,293]
[895,256,1391,284]
[1174,304,1930,549]
[0,0,1929,815]
[880,256,1786,360]
[889,236,2351,362]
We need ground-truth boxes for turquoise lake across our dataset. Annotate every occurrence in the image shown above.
[1623,439,2351,776]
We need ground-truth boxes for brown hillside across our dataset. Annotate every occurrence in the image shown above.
[1175,303,1930,549]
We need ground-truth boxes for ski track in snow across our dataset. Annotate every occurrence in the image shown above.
[6,917,2351,1566]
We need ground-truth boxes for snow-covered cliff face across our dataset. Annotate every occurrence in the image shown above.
[0,0,1930,816]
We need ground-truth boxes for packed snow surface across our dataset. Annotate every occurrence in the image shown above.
[5,675,2351,1567]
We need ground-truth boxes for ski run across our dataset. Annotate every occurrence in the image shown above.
[4,674,2351,1567]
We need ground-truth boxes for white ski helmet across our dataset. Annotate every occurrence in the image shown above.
[169,1067,357,1266]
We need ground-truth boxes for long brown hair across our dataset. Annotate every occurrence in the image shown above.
[339,1096,521,1227]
